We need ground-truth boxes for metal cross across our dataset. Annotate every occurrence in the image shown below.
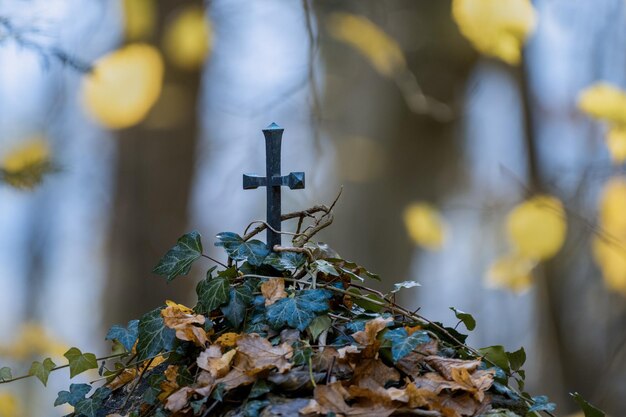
[243,123,305,249]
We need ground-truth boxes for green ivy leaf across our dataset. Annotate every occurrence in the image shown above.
[136,307,176,360]
[391,280,421,294]
[450,307,476,331]
[383,328,430,362]
[249,380,272,399]
[54,383,91,407]
[0,367,11,382]
[507,347,526,372]
[326,258,381,281]
[221,286,253,328]
[478,345,510,373]
[74,386,111,417]
[29,358,56,386]
[105,320,139,352]
[348,288,384,312]
[308,314,332,341]
[196,270,230,314]
[266,289,331,331]
[570,392,605,417]
[64,347,98,378]
[153,231,203,281]
[529,395,556,413]
[263,252,306,271]
[215,232,269,266]
[310,260,340,276]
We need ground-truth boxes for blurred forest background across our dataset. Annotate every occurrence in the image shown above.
[1,0,626,416]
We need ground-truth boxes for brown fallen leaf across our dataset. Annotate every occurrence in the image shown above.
[353,358,400,386]
[107,368,137,390]
[261,278,288,306]
[236,334,293,375]
[425,356,480,379]
[165,386,194,412]
[436,391,491,417]
[161,301,207,346]
[352,317,392,346]
[396,339,439,377]
[194,370,216,397]
[424,356,494,401]
[304,382,397,416]
[197,345,236,378]
[311,347,353,379]
[386,381,436,408]
[215,367,255,391]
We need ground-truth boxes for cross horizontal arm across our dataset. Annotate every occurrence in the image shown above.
[243,174,267,189]
[279,172,305,189]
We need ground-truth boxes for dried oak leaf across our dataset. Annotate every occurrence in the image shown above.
[347,359,401,407]
[395,338,439,377]
[235,333,293,375]
[386,381,436,408]
[161,301,207,346]
[261,278,288,306]
[351,359,400,391]
[165,386,194,412]
[215,367,255,391]
[267,367,326,391]
[436,391,491,417]
[424,356,494,401]
[351,316,392,358]
[196,345,236,378]
[311,347,353,379]
[301,382,396,416]
[194,370,216,396]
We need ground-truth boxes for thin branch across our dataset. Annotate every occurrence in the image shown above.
[273,245,314,261]
[0,352,127,385]
[0,17,91,73]
[201,253,228,268]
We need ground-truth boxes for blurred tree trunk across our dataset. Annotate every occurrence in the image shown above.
[105,1,202,324]
[315,0,473,284]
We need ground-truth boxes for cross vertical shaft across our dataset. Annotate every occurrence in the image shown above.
[243,123,305,250]
[264,126,282,248]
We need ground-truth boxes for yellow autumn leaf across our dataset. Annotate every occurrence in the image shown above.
[1,139,53,190]
[82,43,164,129]
[2,139,49,173]
[452,0,537,65]
[606,126,626,164]
[403,203,447,250]
[0,322,67,360]
[215,332,240,348]
[593,176,626,296]
[592,237,626,296]
[486,253,537,293]
[506,195,566,260]
[164,300,194,315]
[578,82,626,125]
[163,6,212,70]
[598,177,626,234]
[327,13,406,77]
[0,393,19,417]
[123,0,156,41]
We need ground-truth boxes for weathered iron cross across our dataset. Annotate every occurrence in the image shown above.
[243,123,305,249]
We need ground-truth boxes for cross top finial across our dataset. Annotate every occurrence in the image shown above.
[243,123,305,250]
